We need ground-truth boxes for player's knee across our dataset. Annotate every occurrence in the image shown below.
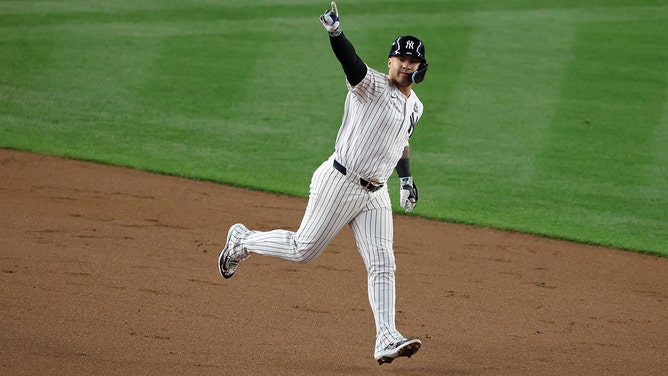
[290,236,316,262]
[293,252,312,263]
[293,244,322,263]
[366,258,396,276]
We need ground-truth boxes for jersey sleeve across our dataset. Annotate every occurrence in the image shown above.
[346,68,387,103]
[405,95,423,144]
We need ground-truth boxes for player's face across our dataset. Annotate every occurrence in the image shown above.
[387,55,422,89]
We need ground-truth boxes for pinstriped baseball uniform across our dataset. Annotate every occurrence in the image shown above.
[241,64,423,352]
[217,8,429,359]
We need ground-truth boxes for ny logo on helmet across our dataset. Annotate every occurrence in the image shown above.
[405,40,415,50]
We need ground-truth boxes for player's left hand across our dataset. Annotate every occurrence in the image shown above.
[399,177,418,212]
[320,2,341,36]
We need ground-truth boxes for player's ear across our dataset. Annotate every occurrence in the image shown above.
[387,57,392,68]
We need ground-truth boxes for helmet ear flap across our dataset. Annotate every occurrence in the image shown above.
[412,63,428,84]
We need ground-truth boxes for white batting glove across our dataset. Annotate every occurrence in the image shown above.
[320,2,341,36]
[399,177,418,212]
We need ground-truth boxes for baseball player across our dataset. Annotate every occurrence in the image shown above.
[218,2,428,365]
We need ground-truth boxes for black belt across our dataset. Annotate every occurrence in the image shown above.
[333,160,384,192]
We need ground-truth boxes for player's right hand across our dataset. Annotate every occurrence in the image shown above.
[320,2,341,36]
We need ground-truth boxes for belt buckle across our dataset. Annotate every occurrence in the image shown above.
[361,179,381,192]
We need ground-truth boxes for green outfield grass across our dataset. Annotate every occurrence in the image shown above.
[1,0,666,256]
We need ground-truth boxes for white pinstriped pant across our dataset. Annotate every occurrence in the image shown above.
[242,155,405,351]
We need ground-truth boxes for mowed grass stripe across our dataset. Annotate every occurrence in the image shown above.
[533,18,668,251]
[0,1,666,255]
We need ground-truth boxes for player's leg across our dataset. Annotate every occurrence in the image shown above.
[349,188,405,351]
[242,159,364,263]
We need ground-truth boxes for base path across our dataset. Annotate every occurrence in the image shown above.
[1,149,666,375]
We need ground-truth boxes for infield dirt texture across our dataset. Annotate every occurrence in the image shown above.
[1,149,666,375]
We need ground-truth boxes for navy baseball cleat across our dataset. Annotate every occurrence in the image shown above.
[374,338,422,365]
[218,223,249,279]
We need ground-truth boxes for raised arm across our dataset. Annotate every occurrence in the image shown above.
[320,2,367,86]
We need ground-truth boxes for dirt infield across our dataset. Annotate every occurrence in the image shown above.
[1,148,666,375]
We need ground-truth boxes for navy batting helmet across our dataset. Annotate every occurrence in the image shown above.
[388,35,426,63]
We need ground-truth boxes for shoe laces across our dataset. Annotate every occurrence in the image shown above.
[226,256,239,270]
[226,246,250,269]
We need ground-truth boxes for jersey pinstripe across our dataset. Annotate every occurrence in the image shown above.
[242,156,404,350]
[335,66,423,184]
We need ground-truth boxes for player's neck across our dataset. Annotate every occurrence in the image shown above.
[390,79,413,97]
[397,85,413,97]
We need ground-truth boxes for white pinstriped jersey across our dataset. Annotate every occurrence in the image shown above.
[334,66,423,184]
